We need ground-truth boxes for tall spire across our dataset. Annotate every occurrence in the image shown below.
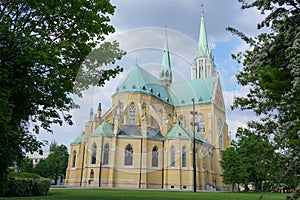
[160,29,172,87]
[197,5,210,58]
[191,5,217,80]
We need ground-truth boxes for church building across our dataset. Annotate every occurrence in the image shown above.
[65,11,230,191]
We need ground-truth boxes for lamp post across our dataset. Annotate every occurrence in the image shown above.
[190,98,197,192]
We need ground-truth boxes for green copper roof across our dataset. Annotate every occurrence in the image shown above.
[196,12,210,58]
[90,120,114,137]
[165,123,192,139]
[165,123,212,145]
[71,133,84,145]
[169,76,217,107]
[115,64,173,105]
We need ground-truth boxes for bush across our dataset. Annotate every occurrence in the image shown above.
[9,172,41,179]
[5,172,50,197]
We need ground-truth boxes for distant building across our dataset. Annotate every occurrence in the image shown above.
[26,151,50,165]
[65,10,230,191]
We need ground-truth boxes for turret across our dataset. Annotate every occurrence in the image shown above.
[159,30,172,87]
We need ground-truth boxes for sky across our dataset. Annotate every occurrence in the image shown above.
[37,0,266,150]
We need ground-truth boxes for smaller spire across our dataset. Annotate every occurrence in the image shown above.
[89,108,93,121]
[98,102,102,111]
[159,28,172,87]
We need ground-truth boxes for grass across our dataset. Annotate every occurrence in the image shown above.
[0,188,289,200]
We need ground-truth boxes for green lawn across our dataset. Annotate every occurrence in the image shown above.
[0,188,289,200]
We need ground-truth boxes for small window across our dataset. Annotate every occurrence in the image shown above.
[171,146,175,167]
[178,115,186,127]
[129,103,136,125]
[91,143,97,164]
[152,146,158,167]
[103,143,109,165]
[72,151,77,168]
[125,144,133,166]
[132,85,136,89]
[182,146,186,168]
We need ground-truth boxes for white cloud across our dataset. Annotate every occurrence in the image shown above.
[223,86,256,140]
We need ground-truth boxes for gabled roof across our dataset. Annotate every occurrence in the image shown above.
[71,133,84,145]
[90,120,114,137]
[165,123,212,146]
[169,76,217,106]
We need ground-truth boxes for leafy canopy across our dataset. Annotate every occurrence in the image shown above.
[227,0,300,193]
[0,0,125,195]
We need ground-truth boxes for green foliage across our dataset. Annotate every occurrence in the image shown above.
[49,140,58,152]
[220,147,248,191]
[9,172,41,179]
[228,0,300,194]
[0,0,125,195]
[19,157,34,173]
[5,176,50,197]
[34,145,69,185]
[221,127,277,191]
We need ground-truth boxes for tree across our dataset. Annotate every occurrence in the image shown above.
[47,145,69,185]
[220,147,248,191]
[228,0,300,194]
[34,159,52,179]
[235,127,277,191]
[0,0,125,195]
[221,127,277,191]
[18,157,34,173]
[49,140,58,152]
[35,145,69,185]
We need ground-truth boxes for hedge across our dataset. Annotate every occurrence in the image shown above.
[5,173,50,197]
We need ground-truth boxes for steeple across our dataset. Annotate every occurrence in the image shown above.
[159,30,172,87]
[191,5,217,80]
[197,8,210,58]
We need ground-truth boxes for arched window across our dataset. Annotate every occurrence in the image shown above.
[72,151,76,168]
[125,144,133,166]
[171,146,175,167]
[103,143,109,165]
[152,146,158,167]
[91,143,97,164]
[166,70,169,77]
[129,103,136,125]
[182,146,186,167]
[197,114,205,132]
[218,120,223,150]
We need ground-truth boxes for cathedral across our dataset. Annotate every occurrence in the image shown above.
[65,11,230,191]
